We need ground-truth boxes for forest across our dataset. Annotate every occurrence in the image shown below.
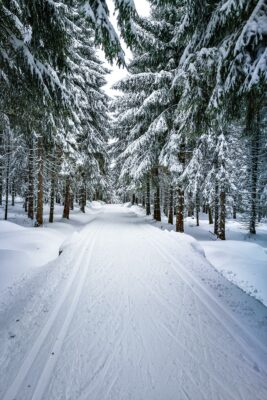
[0,0,266,240]
[1,2,267,400]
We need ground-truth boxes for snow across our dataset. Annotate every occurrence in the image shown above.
[185,216,267,307]
[0,200,104,295]
[0,204,266,400]
[203,241,267,306]
[130,205,267,307]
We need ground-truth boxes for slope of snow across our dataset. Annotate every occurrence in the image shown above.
[0,200,103,294]
[129,204,267,307]
[203,240,267,306]
[0,204,266,400]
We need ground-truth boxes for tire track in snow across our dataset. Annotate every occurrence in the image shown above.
[3,222,103,400]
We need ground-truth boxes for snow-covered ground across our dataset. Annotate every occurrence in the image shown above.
[0,200,103,294]
[129,204,267,307]
[0,204,267,400]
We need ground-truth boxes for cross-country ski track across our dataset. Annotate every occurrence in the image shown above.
[0,205,267,400]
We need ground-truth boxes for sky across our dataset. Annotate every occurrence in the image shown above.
[102,0,151,97]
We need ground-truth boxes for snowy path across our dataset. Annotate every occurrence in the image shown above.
[0,205,267,400]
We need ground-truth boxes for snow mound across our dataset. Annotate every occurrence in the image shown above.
[203,241,267,306]
[0,221,26,233]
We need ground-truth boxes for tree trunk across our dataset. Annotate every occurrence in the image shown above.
[24,194,28,212]
[176,188,184,232]
[154,168,161,221]
[132,193,136,205]
[176,140,186,232]
[36,139,44,226]
[146,175,151,215]
[63,176,70,219]
[49,173,55,223]
[80,187,85,213]
[163,184,168,216]
[249,128,260,234]
[233,204,237,219]
[0,127,3,206]
[208,205,213,225]
[11,178,15,206]
[28,141,34,220]
[168,185,173,224]
[155,186,161,221]
[214,178,219,236]
[4,133,10,220]
[196,191,200,226]
[153,192,156,219]
[70,193,74,210]
[142,194,145,208]
[218,190,226,240]
[80,179,86,213]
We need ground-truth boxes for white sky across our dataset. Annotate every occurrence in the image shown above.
[102,0,151,97]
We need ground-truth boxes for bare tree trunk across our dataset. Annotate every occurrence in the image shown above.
[196,191,200,226]
[176,141,185,233]
[153,192,156,219]
[233,207,237,219]
[70,193,74,210]
[28,140,34,220]
[146,174,151,215]
[214,174,219,236]
[163,184,168,216]
[80,186,85,213]
[11,178,15,206]
[218,190,226,240]
[80,178,86,213]
[154,168,161,221]
[4,133,10,220]
[49,173,55,223]
[176,187,184,232]
[208,205,213,225]
[36,139,44,226]
[24,195,28,212]
[0,127,3,206]
[132,193,136,205]
[63,176,70,219]
[155,186,161,221]
[249,129,260,234]
[168,185,173,224]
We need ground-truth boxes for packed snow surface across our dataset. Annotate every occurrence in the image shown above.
[0,205,267,400]
[131,204,267,307]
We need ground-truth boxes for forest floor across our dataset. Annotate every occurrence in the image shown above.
[0,203,267,399]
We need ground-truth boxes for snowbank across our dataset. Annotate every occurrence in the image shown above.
[0,201,103,294]
[128,204,267,307]
[203,241,267,306]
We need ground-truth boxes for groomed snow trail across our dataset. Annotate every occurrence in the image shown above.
[0,205,267,400]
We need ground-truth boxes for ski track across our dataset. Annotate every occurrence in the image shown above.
[0,205,267,400]
[143,225,267,367]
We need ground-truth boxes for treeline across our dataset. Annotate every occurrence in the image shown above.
[111,0,267,238]
[0,0,136,224]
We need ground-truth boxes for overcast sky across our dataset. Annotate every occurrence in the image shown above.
[102,0,151,97]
